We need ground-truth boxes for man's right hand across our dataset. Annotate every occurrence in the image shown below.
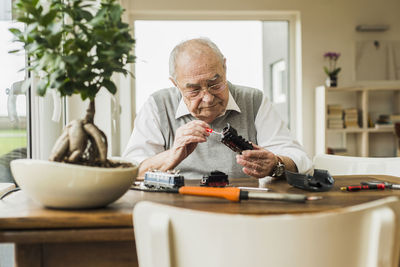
[137,120,210,177]
[169,120,210,165]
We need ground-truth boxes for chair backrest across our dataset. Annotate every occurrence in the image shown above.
[133,197,400,267]
[313,154,400,177]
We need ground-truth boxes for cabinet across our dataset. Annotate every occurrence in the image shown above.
[315,85,400,157]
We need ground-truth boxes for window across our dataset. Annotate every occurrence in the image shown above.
[0,20,27,183]
[133,20,290,126]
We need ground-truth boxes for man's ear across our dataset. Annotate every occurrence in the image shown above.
[169,77,178,87]
[223,58,227,71]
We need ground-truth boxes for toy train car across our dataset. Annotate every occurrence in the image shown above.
[144,170,185,189]
[200,171,229,187]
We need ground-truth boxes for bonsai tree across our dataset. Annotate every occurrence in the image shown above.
[10,0,135,167]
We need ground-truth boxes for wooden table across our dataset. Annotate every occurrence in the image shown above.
[1,175,400,267]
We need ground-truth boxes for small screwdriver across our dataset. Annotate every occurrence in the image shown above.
[340,184,386,192]
[206,128,223,136]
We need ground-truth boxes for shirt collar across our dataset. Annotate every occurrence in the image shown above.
[175,86,241,119]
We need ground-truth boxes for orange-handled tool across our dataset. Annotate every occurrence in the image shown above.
[178,186,316,203]
[179,186,241,202]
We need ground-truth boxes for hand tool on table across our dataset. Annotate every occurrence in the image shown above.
[360,180,400,189]
[341,184,386,192]
[131,183,321,203]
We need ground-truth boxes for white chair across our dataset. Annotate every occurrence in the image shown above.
[313,154,400,177]
[133,197,400,267]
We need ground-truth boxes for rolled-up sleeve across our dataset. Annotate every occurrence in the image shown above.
[255,96,313,174]
[122,97,165,165]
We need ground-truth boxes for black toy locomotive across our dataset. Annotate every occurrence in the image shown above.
[200,171,229,187]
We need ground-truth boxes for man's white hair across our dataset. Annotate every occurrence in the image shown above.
[169,37,225,80]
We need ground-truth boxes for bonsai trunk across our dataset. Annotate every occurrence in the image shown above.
[49,99,110,167]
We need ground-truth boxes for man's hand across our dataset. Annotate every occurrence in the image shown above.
[138,120,210,177]
[170,120,210,165]
[236,144,278,178]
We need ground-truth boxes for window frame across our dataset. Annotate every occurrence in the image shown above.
[124,10,303,144]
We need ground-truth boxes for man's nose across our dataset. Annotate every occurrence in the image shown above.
[201,89,214,103]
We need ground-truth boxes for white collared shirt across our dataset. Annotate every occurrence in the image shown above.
[123,89,313,175]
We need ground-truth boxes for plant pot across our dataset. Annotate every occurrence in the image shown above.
[326,75,338,87]
[10,159,138,209]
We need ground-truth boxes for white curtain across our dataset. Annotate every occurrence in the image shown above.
[356,40,400,81]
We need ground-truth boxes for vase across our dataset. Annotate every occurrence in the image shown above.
[326,75,338,87]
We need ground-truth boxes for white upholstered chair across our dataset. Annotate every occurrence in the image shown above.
[133,197,400,267]
[313,154,400,177]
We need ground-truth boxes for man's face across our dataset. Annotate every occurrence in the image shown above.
[171,46,229,124]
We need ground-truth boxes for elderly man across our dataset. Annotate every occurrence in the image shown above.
[123,38,312,179]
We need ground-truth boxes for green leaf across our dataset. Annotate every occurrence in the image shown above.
[109,5,123,22]
[80,10,93,21]
[40,10,58,26]
[323,66,330,76]
[16,16,35,24]
[8,49,21,54]
[48,32,62,47]
[9,28,22,36]
[102,79,117,94]
[36,78,49,96]
[63,55,79,64]
[331,67,341,76]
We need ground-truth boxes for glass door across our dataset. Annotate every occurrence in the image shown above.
[0,20,27,183]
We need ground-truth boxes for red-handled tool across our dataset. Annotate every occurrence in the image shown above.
[340,184,386,191]
[206,128,222,136]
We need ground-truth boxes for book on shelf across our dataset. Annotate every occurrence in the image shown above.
[375,123,394,129]
[328,104,342,110]
[328,119,344,129]
[390,114,400,122]
[327,104,344,129]
[344,108,358,113]
[343,107,359,128]
[327,147,348,155]
[328,105,343,114]
[344,121,360,128]
[344,114,358,120]
[328,113,343,119]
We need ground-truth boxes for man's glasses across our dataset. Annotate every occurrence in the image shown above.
[179,81,227,100]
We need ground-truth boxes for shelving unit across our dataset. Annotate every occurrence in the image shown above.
[315,85,400,157]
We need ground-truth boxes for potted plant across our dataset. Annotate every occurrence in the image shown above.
[323,52,341,87]
[8,0,138,208]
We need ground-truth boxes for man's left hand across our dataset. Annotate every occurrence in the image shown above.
[236,144,277,178]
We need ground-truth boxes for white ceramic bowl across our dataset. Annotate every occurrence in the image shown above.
[10,159,138,209]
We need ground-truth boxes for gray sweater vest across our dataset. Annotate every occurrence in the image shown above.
[152,82,263,179]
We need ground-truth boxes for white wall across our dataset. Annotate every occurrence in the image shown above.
[123,0,400,156]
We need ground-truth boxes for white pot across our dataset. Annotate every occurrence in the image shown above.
[10,159,138,209]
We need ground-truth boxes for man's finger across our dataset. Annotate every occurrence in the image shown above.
[241,150,269,159]
[236,157,264,172]
[181,128,208,137]
[182,135,207,144]
[243,167,265,178]
[188,120,210,128]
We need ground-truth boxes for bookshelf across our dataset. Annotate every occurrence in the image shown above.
[315,85,400,157]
